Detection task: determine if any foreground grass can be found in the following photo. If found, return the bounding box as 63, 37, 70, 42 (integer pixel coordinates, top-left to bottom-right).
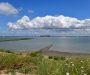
0, 50, 90, 75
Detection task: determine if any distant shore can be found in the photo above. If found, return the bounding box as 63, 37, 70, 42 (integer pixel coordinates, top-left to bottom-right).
0, 38, 32, 42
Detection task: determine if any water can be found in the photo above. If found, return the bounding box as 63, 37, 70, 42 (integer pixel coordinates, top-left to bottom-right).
0, 36, 90, 53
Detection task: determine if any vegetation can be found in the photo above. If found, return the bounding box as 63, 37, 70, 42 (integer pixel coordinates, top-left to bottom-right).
0, 50, 90, 75
0, 38, 32, 42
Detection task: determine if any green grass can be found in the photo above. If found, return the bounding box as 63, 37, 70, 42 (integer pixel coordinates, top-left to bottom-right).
0, 50, 90, 75
37, 57, 90, 75
0, 38, 32, 42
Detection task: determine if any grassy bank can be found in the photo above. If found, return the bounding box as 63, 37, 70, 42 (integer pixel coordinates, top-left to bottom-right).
0, 50, 90, 75
0, 38, 32, 42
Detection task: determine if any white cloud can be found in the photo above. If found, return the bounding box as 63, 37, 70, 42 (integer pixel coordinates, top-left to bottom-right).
8, 15, 90, 30
28, 9, 34, 13
0, 2, 18, 15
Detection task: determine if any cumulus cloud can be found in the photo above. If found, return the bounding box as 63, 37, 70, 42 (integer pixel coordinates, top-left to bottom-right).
8, 15, 90, 30
0, 2, 18, 15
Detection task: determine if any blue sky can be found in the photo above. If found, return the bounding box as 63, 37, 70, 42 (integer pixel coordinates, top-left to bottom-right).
0, 0, 90, 36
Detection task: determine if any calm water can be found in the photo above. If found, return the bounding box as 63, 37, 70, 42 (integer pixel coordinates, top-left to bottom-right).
0, 36, 90, 53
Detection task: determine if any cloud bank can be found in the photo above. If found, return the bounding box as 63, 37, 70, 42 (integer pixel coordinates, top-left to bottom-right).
0, 2, 18, 15
8, 15, 90, 30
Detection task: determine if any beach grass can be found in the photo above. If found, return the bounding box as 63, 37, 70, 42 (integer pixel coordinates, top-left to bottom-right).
0, 50, 90, 75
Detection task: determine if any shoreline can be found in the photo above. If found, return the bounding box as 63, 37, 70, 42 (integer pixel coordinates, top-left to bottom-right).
0, 44, 90, 56
0, 49, 90, 56
42, 50, 90, 56
39, 45, 90, 56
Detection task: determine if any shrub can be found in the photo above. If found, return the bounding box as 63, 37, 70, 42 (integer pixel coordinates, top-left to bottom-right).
48, 56, 53, 59
10, 69, 16, 75
60, 56, 65, 60
30, 52, 38, 57
53, 56, 60, 60
5, 50, 14, 53
19, 66, 32, 74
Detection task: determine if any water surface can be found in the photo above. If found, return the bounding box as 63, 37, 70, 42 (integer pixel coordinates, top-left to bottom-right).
0, 36, 90, 53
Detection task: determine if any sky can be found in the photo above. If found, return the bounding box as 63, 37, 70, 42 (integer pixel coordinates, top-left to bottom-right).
0, 0, 90, 36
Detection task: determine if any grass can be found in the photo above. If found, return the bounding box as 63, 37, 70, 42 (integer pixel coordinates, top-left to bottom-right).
0, 38, 32, 42
0, 50, 90, 75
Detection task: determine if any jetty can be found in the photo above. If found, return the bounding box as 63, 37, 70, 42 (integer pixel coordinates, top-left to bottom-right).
40, 44, 53, 52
